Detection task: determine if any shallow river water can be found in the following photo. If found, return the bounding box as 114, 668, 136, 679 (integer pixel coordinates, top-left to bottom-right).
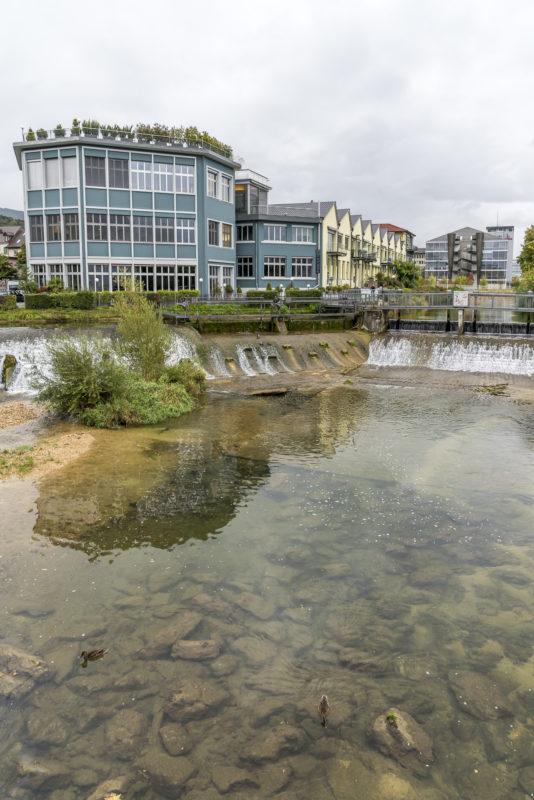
2, 382, 534, 799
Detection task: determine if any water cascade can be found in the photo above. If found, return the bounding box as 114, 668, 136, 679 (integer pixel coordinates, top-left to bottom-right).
368, 334, 534, 376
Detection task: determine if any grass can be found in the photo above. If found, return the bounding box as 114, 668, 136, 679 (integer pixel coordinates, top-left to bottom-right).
0, 307, 120, 326
0, 446, 36, 478
169, 303, 323, 316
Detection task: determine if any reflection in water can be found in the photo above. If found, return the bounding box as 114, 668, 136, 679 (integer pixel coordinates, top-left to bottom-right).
2, 385, 534, 799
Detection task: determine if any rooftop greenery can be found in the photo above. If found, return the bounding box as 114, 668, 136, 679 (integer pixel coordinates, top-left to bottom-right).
24, 119, 233, 158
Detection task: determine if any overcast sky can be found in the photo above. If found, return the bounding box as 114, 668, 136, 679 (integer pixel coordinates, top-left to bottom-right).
2, 0, 533, 254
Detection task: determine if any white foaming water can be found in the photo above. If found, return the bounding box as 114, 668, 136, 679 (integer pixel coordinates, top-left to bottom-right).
236, 345, 257, 376
0, 335, 55, 394
368, 335, 534, 376
209, 347, 232, 378
166, 332, 213, 378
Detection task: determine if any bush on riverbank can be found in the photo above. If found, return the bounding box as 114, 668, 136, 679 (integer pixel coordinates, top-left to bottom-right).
25, 291, 95, 310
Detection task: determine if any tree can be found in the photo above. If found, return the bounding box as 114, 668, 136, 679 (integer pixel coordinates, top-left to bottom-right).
393, 260, 421, 288
515, 225, 534, 292
16, 242, 26, 268
0, 255, 17, 279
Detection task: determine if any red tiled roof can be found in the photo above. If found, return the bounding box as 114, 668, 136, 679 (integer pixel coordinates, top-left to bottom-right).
379, 223, 414, 235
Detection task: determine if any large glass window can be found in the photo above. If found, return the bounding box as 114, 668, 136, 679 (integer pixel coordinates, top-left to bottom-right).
27, 160, 42, 190
222, 223, 232, 248
264, 225, 286, 242
131, 160, 152, 191
87, 212, 108, 241
208, 220, 219, 246
153, 163, 173, 192
155, 216, 174, 243
176, 218, 196, 244
293, 226, 313, 243
237, 224, 254, 241
207, 170, 218, 198
109, 158, 129, 189
133, 215, 153, 243
46, 214, 61, 242
292, 257, 313, 278
110, 214, 131, 241
175, 164, 195, 193
45, 158, 59, 188
221, 174, 232, 202
177, 264, 196, 290
66, 263, 82, 290
62, 156, 77, 187
88, 264, 111, 292
63, 213, 79, 241
29, 215, 44, 242
264, 256, 285, 277
32, 264, 47, 288
237, 256, 253, 277
85, 155, 106, 187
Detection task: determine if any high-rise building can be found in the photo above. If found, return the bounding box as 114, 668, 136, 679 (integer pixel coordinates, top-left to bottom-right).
425, 226, 513, 286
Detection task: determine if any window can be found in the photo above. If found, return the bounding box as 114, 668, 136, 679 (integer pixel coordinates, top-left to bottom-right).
207, 170, 218, 198
155, 264, 175, 291
222, 223, 232, 248
208, 220, 220, 246
292, 257, 313, 278
29, 215, 44, 242
27, 160, 42, 190
49, 264, 64, 282
237, 256, 253, 277
45, 158, 59, 188
337, 233, 342, 248
176, 218, 196, 244
63, 213, 79, 241
327, 231, 335, 250
110, 214, 131, 241
88, 263, 111, 292
177, 264, 196, 290
223, 266, 233, 284
85, 155, 106, 187
109, 158, 129, 189
66, 263, 82, 291
221, 174, 232, 202
47, 214, 61, 241
293, 226, 313, 243
175, 164, 195, 193
155, 216, 174, 243
133, 215, 153, 243
87, 212, 108, 241
264, 225, 286, 241
237, 224, 254, 241
153, 162, 173, 192
131, 160, 152, 190
264, 256, 285, 277
62, 156, 77, 187
32, 264, 47, 288
345, 235, 349, 249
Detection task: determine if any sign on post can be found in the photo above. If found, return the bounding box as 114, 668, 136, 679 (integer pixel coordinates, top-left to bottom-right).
453, 291, 469, 308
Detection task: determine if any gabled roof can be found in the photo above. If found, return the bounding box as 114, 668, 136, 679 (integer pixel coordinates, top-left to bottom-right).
427, 225, 495, 243
267, 201, 335, 219
350, 214, 362, 226
372, 224, 380, 236
379, 223, 415, 236
337, 208, 350, 222
361, 219, 372, 230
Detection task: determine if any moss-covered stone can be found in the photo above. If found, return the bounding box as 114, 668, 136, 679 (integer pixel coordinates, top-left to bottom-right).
2, 354, 16, 387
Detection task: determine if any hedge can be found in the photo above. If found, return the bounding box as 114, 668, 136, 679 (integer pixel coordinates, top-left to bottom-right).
25, 291, 95, 310
0, 295, 17, 310
245, 290, 277, 299
285, 288, 323, 298
95, 289, 200, 305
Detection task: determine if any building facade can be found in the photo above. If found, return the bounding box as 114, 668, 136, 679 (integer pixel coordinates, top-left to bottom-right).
425, 226, 513, 286
13, 132, 239, 292
235, 172, 321, 290
413, 247, 426, 271
0, 225, 24, 264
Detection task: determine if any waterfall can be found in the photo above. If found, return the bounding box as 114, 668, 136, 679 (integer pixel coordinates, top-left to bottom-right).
166, 331, 213, 379
209, 347, 232, 378
236, 345, 257, 376
368, 334, 534, 376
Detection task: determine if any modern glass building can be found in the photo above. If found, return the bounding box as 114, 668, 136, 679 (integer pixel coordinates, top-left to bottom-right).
13, 129, 239, 293
425, 225, 514, 286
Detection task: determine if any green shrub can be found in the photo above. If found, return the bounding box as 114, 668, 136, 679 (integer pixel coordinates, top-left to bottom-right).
245, 290, 277, 300
164, 359, 206, 399
25, 293, 56, 309
25, 291, 95, 310
0, 295, 17, 310
115, 292, 172, 380
285, 288, 322, 298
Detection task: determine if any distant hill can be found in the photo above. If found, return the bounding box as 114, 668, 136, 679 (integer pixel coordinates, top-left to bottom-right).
0, 208, 24, 226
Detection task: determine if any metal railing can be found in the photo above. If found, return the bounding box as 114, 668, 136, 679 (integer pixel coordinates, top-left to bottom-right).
20, 127, 233, 159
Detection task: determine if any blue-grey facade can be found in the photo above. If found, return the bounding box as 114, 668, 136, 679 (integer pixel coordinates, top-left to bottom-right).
235, 170, 321, 290
13, 135, 239, 293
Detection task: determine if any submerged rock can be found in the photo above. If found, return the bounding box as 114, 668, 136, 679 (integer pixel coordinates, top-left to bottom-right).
0, 643, 53, 683
86, 775, 128, 800
26, 710, 68, 746
171, 639, 220, 660
448, 669, 512, 720
367, 707, 434, 777
247, 725, 306, 763
142, 612, 203, 658
210, 654, 237, 677
105, 709, 148, 760
165, 679, 229, 722
234, 591, 276, 620
211, 764, 259, 793
141, 752, 196, 798
159, 722, 193, 756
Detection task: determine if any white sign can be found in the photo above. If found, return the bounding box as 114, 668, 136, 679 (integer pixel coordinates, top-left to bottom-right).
453, 291, 469, 308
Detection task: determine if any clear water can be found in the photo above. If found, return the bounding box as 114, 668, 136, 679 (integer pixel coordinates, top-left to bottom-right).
2, 385, 534, 799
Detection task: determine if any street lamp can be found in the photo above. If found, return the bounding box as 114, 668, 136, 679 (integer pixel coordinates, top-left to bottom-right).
199, 277, 203, 297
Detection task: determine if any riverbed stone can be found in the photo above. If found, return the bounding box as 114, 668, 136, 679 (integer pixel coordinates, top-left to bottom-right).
0, 671, 35, 699
142, 752, 196, 798
171, 639, 220, 660
246, 725, 306, 762
250, 698, 289, 728
321, 562, 351, 578
159, 722, 193, 756
165, 679, 229, 721
26, 710, 68, 745
210, 654, 237, 677
448, 669, 512, 720
234, 591, 276, 620
367, 707, 434, 777
17, 754, 70, 791
142, 612, 203, 658
211, 765, 259, 794
86, 775, 128, 800
338, 647, 386, 673
105, 709, 148, 760
232, 635, 276, 667
192, 592, 233, 617
0, 643, 53, 683
480, 721, 510, 762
